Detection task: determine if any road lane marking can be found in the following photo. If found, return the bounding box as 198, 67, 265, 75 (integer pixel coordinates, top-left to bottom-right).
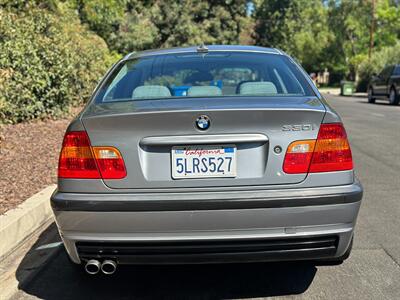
371, 113, 385, 117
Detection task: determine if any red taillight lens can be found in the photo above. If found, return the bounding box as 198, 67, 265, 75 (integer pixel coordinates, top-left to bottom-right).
92, 147, 127, 179
309, 123, 353, 172
58, 131, 100, 179
283, 123, 353, 174
58, 131, 126, 179
283, 140, 316, 174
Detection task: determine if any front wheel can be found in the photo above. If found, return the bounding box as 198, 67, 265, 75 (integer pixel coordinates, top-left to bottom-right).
389, 87, 399, 105
368, 87, 376, 103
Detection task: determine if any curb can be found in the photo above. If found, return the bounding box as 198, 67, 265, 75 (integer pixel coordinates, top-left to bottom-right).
0, 219, 61, 300
0, 185, 56, 260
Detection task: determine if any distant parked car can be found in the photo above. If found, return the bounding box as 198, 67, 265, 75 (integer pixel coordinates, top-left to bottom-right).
368, 64, 400, 105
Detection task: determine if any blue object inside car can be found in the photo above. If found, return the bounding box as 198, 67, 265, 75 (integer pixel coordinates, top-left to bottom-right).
170, 86, 192, 96
171, 80, 223, 96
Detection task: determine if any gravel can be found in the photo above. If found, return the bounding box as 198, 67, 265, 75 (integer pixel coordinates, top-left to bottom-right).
0, 115, 77, 214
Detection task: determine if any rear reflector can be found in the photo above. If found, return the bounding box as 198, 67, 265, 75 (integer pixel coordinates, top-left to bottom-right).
58, 131, 126, 179
283, 123, 353, 174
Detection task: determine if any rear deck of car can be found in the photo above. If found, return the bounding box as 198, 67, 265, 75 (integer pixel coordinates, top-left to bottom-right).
52, 45, 362, 268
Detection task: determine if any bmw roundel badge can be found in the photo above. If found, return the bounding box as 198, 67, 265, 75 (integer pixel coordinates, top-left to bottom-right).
196, 115, 210, 130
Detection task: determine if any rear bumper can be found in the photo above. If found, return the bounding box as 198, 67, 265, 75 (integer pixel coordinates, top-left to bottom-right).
51, 181, 362, 264
51, 181, 362, 212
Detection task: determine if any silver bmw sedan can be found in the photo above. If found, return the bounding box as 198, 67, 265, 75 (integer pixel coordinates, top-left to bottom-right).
51, 45, 363, 275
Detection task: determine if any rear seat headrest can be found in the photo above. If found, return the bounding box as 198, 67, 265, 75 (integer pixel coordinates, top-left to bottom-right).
239, 82, 277, 95
187, 86, 222, 97
132, 85, 171, 99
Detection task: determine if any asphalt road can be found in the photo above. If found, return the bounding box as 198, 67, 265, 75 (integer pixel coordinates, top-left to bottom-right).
10, 94, 400, 300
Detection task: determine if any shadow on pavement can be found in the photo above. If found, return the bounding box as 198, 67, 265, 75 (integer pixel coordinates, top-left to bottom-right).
16, 224, 317, 299
357, 100, 400, 107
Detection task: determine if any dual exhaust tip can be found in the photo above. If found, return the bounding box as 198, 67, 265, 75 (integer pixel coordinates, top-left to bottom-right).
85, 259, 117, 275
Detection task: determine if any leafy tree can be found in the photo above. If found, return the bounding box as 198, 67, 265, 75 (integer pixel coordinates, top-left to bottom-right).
375, 0, 400, 48
147, 0, 248, 48
324, 0, 371, 81
148, 1, 212, 47
254, 0, 332, 72
74, 0, 248, 53
204, 0, 249, 44
110, 8, 159, 52
324, 0, 399, 84
0, 0, 58, 10
254, 0, 399, 86
76, 0, 126, 41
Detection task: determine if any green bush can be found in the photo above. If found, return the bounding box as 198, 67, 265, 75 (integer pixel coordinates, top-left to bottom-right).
357, 42, 400, 92
78, 0, 125, 41
0, 4, 117, 124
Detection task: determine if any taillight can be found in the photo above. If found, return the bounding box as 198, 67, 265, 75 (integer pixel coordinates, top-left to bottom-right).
283, 123, 353, 174
283, 140, 316, 174
309, 123, 353, 172
58, 131, 126, 179
92, 146, 126, 179
58, 131, 100, 178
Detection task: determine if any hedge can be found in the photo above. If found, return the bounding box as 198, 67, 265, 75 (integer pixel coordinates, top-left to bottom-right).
0, 4, 117, 124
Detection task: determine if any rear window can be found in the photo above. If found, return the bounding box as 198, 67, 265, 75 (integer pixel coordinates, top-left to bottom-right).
95, 52, 315, 103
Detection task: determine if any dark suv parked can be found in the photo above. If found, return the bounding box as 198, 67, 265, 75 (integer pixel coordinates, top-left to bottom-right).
368, 64, 400, 105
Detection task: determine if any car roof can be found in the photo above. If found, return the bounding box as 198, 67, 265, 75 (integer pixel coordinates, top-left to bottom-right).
124, 45, 284, 60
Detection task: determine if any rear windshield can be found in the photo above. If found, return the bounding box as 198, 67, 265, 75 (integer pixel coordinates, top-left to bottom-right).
95, 52, 315, 103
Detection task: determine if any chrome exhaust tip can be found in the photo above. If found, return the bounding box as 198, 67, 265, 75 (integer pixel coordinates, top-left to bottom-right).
101, 260, 117, 275
84, 259, 101, 275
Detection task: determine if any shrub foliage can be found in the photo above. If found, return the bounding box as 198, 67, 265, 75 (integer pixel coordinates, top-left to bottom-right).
0, 4, 116, 124
75, 0, 249, 53
357, 42, 400, 92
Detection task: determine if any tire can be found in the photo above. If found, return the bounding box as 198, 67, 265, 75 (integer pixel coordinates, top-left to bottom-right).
368, 87, 376, 103
389, 87, 399, 105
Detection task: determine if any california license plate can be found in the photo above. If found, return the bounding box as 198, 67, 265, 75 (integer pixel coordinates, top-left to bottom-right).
171, 145, 237, 179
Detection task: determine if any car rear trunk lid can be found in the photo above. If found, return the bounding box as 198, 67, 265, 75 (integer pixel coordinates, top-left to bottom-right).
81, 96, 326, 190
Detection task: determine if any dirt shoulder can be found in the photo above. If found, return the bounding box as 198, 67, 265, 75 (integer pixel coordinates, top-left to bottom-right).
0, 116, 77, 214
